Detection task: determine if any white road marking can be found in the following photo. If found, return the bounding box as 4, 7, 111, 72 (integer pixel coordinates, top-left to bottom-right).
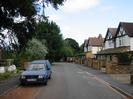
85, 72, 95, 77
77, 69, 128, 98
82, 75, 95, 79
77, 71, 85, 74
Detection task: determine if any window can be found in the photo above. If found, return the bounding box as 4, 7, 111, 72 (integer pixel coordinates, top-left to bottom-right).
27, 64, 46, 71
119, 37, 125, 46
108, 40, 113, 47
119, 38, 122, 46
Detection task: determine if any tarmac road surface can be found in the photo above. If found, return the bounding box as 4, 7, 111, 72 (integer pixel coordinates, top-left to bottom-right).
0, 63, 127, 99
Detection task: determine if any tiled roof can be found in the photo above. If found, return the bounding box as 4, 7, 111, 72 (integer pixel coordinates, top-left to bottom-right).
108, 28, 117, 37
104, 28, 117, 42
121, 22, 133, 37
97, 46, 130, 55
88, 37, 104, 46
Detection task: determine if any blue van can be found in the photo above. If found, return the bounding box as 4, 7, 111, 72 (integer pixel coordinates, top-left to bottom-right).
20, 60, 52, 85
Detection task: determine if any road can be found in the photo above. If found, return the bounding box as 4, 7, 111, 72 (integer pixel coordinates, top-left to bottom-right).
0, 63, 126, 99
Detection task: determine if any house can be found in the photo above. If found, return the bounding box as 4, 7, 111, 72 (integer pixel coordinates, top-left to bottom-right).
83, 34, 104, 66
97, 22, 133, 74
115, 22, 133, 51
98, 22, 133, 57
87, 34, 104, 58
104, 28, 117, 49
83, 39, 88, 53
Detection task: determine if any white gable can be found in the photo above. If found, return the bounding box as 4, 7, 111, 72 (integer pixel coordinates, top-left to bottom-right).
117, 27, 127, 37
107, 32, 112, 40
115, 26, 130, 47
104, 30, 115, 49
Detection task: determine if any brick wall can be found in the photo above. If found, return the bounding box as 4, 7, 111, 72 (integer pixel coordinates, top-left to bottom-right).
106, 55, 132, 74
88, 59, 93, 67
88, 55, 132, 74
88, 59, 106, 70
106, 63, 131, 74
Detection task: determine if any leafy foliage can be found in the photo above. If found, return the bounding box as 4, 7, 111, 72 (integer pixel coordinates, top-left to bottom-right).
117, 53, 132, 65
35, 21, 63, 61
0, 0, 36, 50
64, 38, 80, 53
61, 46, 74, 57
0, 0, 66, 63
79, 43, 84, 53
61, 38, 80, 57
34, 0, 66, 9
0, 0, 65, 50
0, 71, 16, 80
0, 0, 35, 29
26, 38, 48, 60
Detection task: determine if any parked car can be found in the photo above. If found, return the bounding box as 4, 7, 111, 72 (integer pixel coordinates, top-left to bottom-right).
20, 60, 52, 85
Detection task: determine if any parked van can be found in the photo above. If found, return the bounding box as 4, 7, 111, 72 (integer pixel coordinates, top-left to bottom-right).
20, 60, 52, 85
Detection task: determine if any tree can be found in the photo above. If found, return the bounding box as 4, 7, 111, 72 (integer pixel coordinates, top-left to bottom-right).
0, 0, 36, 50
61, 38, 80, 59
0, 0, 66, 28
0, 0, 35, 29
33, 0, 65, 10
26, 38, 48, 60
61, 45, 74, 57
0, 0, 66, 50
79, 43, 84, 53
35, 21, 63, 61
64, 38, 80, 54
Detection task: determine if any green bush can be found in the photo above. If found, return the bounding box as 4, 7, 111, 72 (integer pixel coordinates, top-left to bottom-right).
117, 53, 132, 65
25, 38, 48, 60
0, 72, 16, 80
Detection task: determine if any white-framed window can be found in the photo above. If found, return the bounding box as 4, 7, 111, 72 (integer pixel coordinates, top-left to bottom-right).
119, 38, 122, 46
119, 36, 125, 46
108, 40, 112, 47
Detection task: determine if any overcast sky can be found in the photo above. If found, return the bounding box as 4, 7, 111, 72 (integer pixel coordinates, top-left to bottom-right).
43, 0, 133, 45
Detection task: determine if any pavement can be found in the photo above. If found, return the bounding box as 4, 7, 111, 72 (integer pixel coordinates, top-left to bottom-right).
0, 74, 20, 96
0, 63, 133, 98
76, 63, 133, 98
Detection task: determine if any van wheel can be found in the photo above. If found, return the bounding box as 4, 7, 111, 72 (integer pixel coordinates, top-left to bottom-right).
44, 79, 48, 85
20, 82, 26, 86
48, 75, 51, 79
